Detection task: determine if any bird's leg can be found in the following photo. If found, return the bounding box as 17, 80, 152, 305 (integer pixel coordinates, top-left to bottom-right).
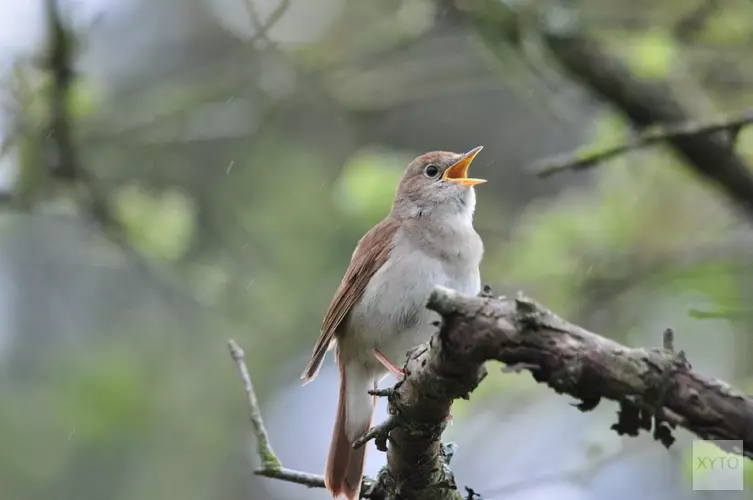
373, 348, 454, 423
373, 348, 404, 378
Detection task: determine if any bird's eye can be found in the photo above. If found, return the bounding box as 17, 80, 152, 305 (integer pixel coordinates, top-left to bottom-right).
424, 165, 439, 178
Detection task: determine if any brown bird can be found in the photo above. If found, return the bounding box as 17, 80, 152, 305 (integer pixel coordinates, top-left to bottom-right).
301, 147, 486, 499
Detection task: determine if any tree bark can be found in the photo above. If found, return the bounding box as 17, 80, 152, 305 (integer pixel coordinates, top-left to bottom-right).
370, 286, 751, 498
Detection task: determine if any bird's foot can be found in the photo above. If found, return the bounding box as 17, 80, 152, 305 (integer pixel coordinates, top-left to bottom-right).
354, 415, 400, 452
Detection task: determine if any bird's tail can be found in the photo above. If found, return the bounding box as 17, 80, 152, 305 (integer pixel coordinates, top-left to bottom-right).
325, 361, 375, 499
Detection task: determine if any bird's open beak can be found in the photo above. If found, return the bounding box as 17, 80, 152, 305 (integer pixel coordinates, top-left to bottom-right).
442, 146, 486, 187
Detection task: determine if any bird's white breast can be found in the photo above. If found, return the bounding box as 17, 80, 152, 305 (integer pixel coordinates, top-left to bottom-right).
341, 213, 483, 376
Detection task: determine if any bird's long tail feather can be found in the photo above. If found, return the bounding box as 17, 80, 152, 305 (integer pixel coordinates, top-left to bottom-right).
325, 361, 374, 499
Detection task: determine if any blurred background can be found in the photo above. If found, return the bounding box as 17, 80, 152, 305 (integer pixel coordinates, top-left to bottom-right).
0, 0, 752, 499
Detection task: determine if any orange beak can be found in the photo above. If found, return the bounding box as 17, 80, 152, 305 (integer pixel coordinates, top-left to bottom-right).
442, 146, 486, 187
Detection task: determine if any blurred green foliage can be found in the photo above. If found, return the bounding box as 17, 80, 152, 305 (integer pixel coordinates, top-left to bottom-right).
335, 148, 406, 219
1, 1, 753, 499
627, 29, 677, 80
701, 4, 750, 44
114, 185, 197, 261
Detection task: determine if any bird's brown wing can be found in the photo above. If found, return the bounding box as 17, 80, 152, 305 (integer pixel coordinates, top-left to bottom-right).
300, 216, 399, 384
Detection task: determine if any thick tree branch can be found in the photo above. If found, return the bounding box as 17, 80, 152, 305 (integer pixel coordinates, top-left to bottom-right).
414, 286, 752, 457
350, 285, 751, 498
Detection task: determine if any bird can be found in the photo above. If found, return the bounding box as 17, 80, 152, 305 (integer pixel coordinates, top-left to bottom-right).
300, 146, 486, 499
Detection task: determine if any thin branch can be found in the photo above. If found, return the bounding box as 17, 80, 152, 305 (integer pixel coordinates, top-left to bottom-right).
532, 108, 753, 177
445, 0, 753, 222
41, 1, 135, 242
45, 0, 76, 180
541, 29, 753, 220
226, 339, 326, 489
242, 0, 264, 36
227, 340, 279, 469
244, 0, 292, 46
254, 467, 326, 488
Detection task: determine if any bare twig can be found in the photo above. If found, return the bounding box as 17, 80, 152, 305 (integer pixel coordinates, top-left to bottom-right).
226, 339, 326, 489
227, 340, 279, 469
244, 0, 291, 46
532, 109, 753, 177
254, 467, 326, 488
663, 328, 675, 352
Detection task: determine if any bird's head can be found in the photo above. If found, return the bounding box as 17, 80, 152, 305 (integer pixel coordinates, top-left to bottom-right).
393, 146, 485, 217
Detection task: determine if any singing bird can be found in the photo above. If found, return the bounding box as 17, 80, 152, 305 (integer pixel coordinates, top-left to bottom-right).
301, 147, 486, 499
